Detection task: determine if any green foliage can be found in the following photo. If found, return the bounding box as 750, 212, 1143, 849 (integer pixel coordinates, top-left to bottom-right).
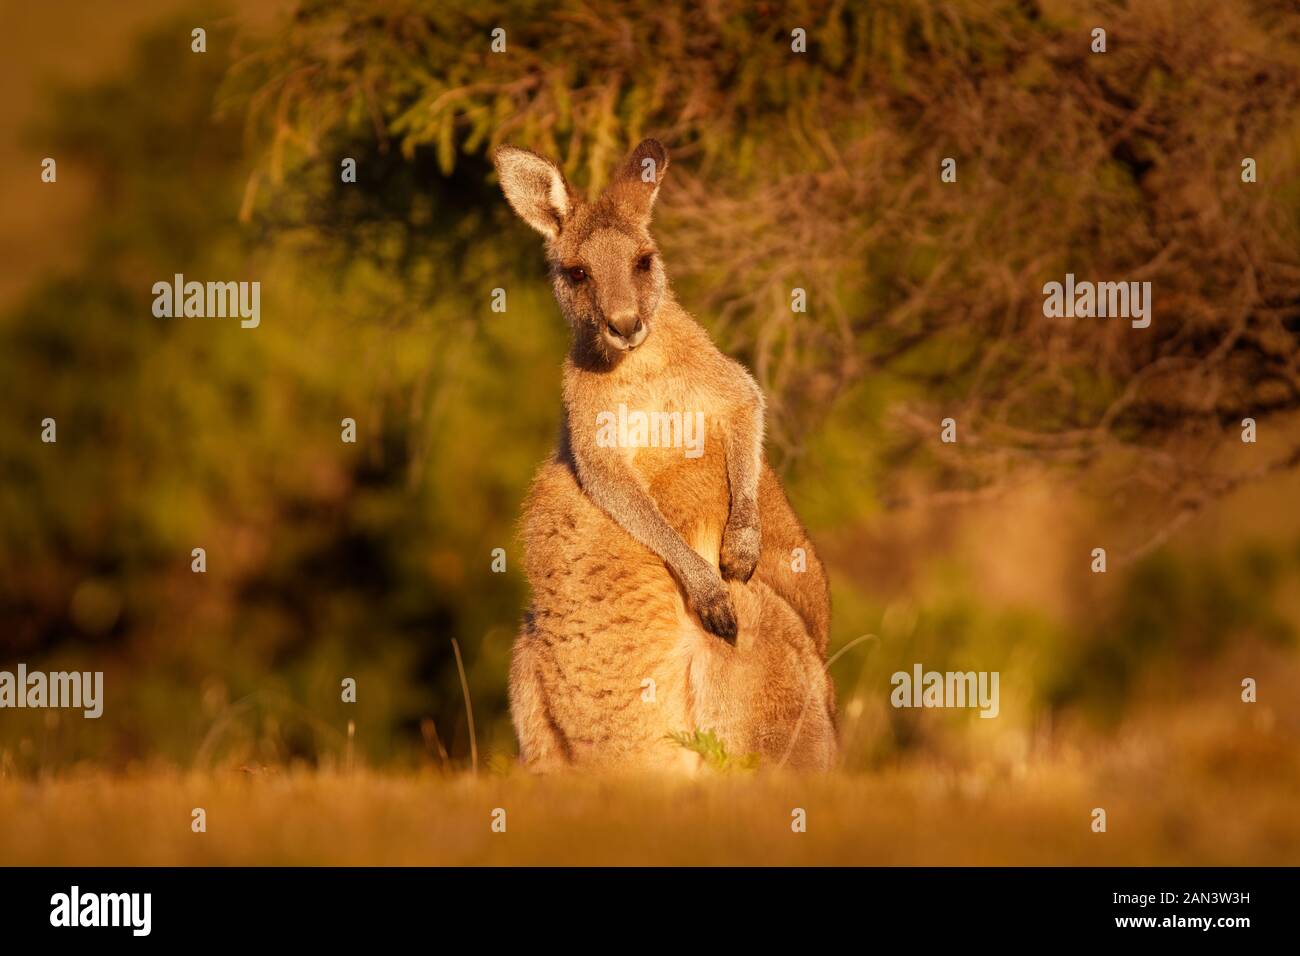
667, 729, 759, 773
1046, 544, 1297, 721
1, 11, 543, 769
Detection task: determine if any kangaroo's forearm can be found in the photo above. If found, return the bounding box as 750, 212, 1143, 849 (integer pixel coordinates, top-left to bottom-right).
576, 456, 702, 574
724, 382, 765, 523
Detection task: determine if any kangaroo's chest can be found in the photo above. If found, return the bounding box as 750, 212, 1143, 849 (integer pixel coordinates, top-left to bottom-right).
601, 373, 732, 550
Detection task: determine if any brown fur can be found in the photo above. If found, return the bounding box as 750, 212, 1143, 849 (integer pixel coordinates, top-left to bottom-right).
496, 139, 835, 772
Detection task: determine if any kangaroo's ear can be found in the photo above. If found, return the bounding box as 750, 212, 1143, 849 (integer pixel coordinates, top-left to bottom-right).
607, 138, 669, 223
494, 145, 573, 240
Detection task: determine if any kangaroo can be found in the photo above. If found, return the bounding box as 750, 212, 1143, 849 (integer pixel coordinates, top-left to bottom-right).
496, 139, 835, 772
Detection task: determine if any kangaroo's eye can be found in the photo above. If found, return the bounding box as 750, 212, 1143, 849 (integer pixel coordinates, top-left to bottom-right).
636, 254, 654, 273
566, 266, 587, 284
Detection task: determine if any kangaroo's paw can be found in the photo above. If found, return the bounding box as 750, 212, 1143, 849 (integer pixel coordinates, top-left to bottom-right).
691, 572, 738, 643
720, 519, 760, 583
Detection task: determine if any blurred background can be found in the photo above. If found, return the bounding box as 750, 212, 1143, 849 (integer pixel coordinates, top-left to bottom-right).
1, 0, 1299, 808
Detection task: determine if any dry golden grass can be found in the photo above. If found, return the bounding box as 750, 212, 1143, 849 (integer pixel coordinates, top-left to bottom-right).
5, 650, 1295, 866
3, 730, 1295, 866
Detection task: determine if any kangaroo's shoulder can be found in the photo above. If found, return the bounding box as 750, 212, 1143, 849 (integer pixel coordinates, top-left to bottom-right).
659, 300, 761, 392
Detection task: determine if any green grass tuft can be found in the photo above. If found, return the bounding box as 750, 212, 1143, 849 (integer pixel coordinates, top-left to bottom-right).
666, 729, 760, 772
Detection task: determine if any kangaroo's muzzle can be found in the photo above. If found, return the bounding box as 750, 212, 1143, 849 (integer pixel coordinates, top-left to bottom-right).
604, 311, 649, 350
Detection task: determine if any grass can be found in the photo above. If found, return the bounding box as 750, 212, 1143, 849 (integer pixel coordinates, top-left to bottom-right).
666, 729, 760, 772
2, 744, 1296, 866
4, 653, 1296, 866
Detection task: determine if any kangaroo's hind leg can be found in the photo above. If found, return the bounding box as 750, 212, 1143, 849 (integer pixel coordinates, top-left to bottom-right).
753, 464, 832, 653
508, 612, 571, 772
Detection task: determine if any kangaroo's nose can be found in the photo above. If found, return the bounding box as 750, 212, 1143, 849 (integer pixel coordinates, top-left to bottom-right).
606, 311, 643, 341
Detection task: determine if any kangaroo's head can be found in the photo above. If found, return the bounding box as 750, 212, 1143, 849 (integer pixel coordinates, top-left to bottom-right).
494, 139, 670, 361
